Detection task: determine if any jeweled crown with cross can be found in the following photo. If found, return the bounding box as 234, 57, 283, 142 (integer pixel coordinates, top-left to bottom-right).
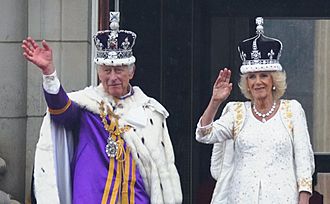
93, 12, 137, 66
238, 17, 283, 74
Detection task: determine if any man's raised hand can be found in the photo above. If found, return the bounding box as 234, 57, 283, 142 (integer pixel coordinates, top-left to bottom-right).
22, 37, 54, 75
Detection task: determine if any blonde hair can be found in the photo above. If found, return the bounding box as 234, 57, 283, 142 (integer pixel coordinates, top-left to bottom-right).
238, 71, 287, 101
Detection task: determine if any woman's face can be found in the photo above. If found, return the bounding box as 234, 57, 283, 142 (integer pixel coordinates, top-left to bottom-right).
246, 72, 273, 101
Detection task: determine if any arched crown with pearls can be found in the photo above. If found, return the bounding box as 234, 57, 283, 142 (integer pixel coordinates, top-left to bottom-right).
93, 12, 137, 66
238, 17, 283, 74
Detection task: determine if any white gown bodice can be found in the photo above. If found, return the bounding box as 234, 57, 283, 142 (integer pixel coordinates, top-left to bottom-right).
229, 110, 298, 203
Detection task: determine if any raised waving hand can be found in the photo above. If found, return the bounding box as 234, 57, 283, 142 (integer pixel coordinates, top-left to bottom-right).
211, 68, 233, 104
200, 68, 232, 126
22, 37, 54, 75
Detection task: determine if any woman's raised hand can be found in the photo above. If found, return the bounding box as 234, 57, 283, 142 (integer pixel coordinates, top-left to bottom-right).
22, 37, 54, 75
200, 68, 233, 126
211, 68, 233, 104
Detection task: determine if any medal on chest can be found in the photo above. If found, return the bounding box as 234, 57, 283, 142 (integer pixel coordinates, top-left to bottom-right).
105, 136, 118, 158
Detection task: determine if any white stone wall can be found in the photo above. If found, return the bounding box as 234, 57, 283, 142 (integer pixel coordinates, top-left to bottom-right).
0, 0, 28, 202
0, 0, 93, 202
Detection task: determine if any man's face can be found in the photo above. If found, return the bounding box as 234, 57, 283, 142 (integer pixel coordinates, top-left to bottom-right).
98, 65, 135, 98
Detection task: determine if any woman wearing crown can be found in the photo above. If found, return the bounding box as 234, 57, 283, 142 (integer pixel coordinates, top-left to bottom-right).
195, 17, 314, 204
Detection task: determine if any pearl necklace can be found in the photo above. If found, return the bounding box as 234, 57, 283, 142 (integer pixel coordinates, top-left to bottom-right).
253, 101, 276, 123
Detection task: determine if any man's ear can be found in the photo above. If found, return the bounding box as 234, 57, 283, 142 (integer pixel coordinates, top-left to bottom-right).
129, 64, 136, 79
97, 66, 102, 82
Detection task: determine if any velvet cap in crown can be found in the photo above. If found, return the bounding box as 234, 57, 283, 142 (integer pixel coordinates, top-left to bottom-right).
238, 17, 283, 74
93, 12, 137, 66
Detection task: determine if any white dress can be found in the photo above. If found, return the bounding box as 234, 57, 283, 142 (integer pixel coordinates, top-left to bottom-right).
230, 109, 297, 203
196, 100, 314, 204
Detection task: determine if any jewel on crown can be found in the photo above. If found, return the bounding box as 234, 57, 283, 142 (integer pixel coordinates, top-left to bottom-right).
93, 12, 137, 65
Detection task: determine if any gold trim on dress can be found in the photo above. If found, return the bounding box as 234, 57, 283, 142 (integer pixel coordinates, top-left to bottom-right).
298, 178, 312, 192
234, 102, 243, 140
281, 100, 293, 135
200, 127, 213, 136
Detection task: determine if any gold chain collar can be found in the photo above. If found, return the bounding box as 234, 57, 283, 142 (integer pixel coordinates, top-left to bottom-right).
99, 100, 131, 160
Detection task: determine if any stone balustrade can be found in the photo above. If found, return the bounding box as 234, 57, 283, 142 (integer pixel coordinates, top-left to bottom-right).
0, 157, 20, 204
0, 157, 6, 175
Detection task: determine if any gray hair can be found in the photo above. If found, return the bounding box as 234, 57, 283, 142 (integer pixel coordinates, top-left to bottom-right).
97, 63, 135, 72
127, 63, 135, 71
238, 71, 287, 101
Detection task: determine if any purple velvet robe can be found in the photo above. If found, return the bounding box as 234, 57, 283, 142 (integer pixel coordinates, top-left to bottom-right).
44, 86, 150, 204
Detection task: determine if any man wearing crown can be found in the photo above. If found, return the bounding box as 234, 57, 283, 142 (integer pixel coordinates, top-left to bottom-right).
22, 12, 182, 204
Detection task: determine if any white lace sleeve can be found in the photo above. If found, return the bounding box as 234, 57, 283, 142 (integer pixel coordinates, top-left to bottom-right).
195, 102, 235, 144
291, 100, 315, 193
43, 71, 60, 94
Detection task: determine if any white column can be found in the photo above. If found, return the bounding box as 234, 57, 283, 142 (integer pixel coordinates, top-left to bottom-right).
313, 19, 330, 202
25, 0, 93, 202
